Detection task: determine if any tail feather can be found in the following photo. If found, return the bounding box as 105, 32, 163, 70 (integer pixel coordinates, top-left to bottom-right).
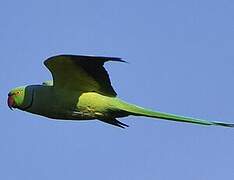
117, 101, 234, 128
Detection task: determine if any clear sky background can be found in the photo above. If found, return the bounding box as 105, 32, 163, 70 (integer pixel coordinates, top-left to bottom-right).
1, 0, 234, 179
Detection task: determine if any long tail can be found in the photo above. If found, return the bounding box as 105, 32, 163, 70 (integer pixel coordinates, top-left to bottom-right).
116, 100, 234, 127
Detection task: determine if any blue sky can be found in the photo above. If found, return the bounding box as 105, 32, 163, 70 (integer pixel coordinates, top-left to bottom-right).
1, 0, 234, 179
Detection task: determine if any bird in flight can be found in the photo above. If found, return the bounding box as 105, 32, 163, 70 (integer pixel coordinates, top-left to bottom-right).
7, 55, 234, 128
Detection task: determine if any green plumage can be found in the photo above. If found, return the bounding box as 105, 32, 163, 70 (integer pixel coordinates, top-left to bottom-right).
8, 55, 234, 128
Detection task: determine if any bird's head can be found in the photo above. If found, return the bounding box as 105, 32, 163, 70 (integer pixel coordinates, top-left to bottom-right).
7, 86, 26, 110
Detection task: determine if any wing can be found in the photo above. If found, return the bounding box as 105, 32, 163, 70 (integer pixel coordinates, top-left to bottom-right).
42, 80, 53, 86
44, 54, 126, 97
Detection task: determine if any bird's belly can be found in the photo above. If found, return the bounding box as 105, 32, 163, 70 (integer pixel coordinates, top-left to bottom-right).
30, 91, 113, 120
73, 101, 109, 119
52, 108, 104, 121
40, 109, 97, 121
51, 100, 105, 120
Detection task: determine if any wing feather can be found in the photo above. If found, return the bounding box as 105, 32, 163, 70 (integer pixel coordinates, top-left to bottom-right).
44, 55, 125, 96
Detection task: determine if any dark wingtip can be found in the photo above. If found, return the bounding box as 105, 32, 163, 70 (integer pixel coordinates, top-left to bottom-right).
117, 120, 129, 128
111, 119, 129, 129
100, 119, 129, 129
44, 54, 129, 64
107, 57, 128, 63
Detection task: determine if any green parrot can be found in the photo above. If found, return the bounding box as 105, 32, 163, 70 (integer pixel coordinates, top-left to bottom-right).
7, 55, 234, 128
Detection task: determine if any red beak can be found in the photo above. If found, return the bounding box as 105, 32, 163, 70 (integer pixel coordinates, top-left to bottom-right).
7, 95, 14, 110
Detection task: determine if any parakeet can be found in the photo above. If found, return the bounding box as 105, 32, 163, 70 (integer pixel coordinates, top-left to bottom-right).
7, 55, 234, 128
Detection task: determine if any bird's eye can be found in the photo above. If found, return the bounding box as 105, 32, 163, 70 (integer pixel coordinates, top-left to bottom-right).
16, 91, 20, 95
